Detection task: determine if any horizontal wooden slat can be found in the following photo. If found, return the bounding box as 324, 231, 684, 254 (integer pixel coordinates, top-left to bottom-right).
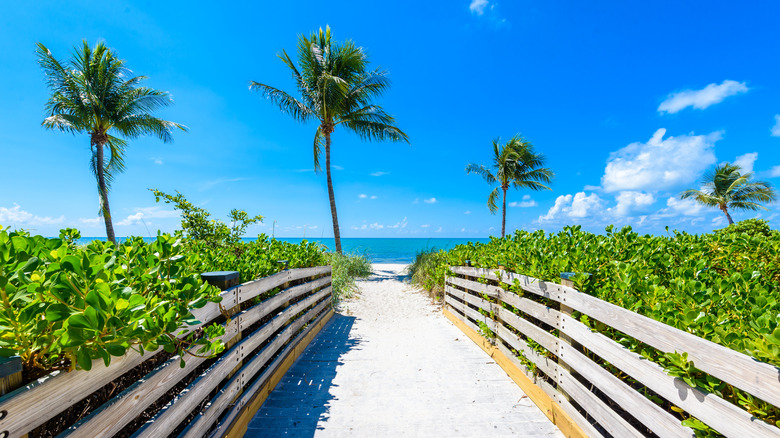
561, 315, 780, 438
559, 343, 694, 438
494, 342, 605, 438
446, 275, 500, 298
495, 307, 558, 355
445, 285, 493, 312
557, 368, 644, 438
498, 289, 559, 327
239, 276, 331, 330
496, 325, 558, 378
133, 290, 330, 438
444, 294, 497, 332
181, 298, 331, 438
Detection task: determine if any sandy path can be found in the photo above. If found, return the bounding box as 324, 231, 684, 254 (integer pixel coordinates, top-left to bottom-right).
245, 264, 563, 437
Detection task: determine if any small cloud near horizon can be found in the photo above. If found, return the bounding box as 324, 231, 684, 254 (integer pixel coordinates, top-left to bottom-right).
370, 171, 389, 176
772, 115, 780, 137
423, 197, 437, 204
658, 80, 748, 114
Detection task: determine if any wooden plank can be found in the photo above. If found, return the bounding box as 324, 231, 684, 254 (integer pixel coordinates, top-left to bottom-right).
559, 343, 695, 438
236, 266, 331, 306
450, 266, 501, 281
180, 300, 331, 438
133, 291, 331, 437
445, 275, 500, 298
444, 294, 497, 333
496, 324, 558, 378
239, 277, 332, 330
445, 285, 493, 312
211, 309, 334, 438
442, 308, 588, 438
557, 369, 645, 438
498, 289, 559, 327
495, 307, 559, 355
561, 315, 780, 438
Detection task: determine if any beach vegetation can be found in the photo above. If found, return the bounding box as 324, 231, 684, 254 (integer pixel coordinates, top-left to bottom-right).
329, 252, 372, 304
408, 248, 448, 300
681, 163, 777, 225
466, 135, 553, 237
37, 40, 186, 244
249, 26, 409, 253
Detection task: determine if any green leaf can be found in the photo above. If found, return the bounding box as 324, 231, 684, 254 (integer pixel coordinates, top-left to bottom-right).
77, 348, 92, 371
45, 303, 71, 322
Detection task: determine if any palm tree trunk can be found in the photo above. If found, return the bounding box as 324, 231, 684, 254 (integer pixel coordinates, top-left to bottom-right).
95, 141, 117, 244
325, 132, 342, 254
501, 187, 507, 237
722, 205, 735, 225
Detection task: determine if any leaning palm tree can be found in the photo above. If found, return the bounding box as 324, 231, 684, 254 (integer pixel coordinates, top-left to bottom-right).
250, 26, 409, 253
466, 135, 554, 237
37, 41, 186, 243
680, 163, 777, 225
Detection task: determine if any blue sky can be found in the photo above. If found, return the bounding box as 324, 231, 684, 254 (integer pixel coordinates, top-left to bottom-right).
2, 1, 780, 238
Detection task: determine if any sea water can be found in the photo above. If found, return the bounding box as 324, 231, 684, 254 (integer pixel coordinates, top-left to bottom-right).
76, 237, 491, 264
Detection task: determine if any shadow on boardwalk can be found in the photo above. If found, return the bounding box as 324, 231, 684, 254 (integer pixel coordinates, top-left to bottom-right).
245, 314, 361, 437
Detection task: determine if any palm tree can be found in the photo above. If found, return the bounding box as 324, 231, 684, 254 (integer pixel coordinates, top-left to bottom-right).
466, 135, 554, 237
680, 163, 777, 225
249, 26, 409, 253
37, 41, 186, 243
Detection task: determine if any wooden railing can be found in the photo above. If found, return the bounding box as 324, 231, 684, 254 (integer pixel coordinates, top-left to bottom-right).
0, 266, 333, 438
444, 266, 780, 438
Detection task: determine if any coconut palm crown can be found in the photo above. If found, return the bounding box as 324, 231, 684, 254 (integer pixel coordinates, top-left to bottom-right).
680, 163, 777, 225
249, 26, 409, 253
466, 135, 554, 237
37, 40, 186, 243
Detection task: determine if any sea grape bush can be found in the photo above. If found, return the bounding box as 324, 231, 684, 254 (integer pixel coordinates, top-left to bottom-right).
417, 223, 780, 432
0, 228, 224, 376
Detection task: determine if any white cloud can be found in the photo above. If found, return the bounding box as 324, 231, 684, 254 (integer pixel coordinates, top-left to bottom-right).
423, 197, 438, 204
539, 192, 604, 222
610, 191, 655, 217
733, 152, 758, 174
370, 171, 389, 177
151, 157, 163, 165
370, 195, 377, 200
80, 217, 102, 225
770, 166, 780, 177
464, 210, 471, 215
200, 177, 249, 191
461, 228, 466, 232
116, 206, 178, 226
711, 215, 727, 227
508, 195, 538, 208
369, 222, 384, 230
309, 225, 318, 229
388, 217, 408, 229
469, 0, 488, 15
0, 204, 65, 226
332, 165, 344, 171
421, 224, 430, 228
358, 194, 367, 199
601, 128, 719, 193
772, 115, 780, 137
435, 226, 443, 233
660, 197, 707, 217
658, 80, 748, 114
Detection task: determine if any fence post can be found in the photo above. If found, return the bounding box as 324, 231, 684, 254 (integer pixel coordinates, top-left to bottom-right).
0, 356, 22, 396
558, 272, 578, 403
201, 271, 242, 378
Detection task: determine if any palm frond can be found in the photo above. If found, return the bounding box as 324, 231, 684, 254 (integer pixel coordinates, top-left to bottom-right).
465, 164, 497, 185
313, 127, 324, 172
249, 81, 314, 123
487, 187, 500, 214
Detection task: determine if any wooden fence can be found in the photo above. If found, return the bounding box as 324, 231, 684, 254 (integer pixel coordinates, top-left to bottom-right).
0, 265, 333, 438
444, 266, 780, 438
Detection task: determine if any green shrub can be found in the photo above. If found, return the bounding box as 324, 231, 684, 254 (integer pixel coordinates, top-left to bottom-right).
715, 218, 775, 238
408, 249, 448, 300
328, 252, 372, 303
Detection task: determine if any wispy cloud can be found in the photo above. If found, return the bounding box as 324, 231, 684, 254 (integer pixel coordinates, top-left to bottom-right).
200, 177, 250, 191
469, 0, 489, 15
0, 204, 64, 226
370, 171, 389, 177
117, 206, 178, 226
464, 210, 471, 215
423, 197, 438, 204
421, 224, 430, 228
769, 166, 780, 177
658, 80, 748, 114
508, 195, 538, 208
772, 115, 780, 137
151, 157, 163, 165
733, 152, 758, 174
358, 194, 377, 200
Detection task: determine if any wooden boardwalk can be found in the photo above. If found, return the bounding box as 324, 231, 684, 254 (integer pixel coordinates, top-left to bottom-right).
244, 265, 564, 437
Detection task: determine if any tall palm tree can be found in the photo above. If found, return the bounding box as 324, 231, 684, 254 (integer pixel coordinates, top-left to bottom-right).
680, 163, 777, 225
466, 135, 554, 237
249, 26, 409, 253
37, 40, 186, 243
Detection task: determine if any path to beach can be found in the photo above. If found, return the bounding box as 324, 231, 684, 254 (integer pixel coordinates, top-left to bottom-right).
245, 264, 564, 437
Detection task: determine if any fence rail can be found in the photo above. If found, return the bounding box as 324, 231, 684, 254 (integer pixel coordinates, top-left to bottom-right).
0, 265, 333, 438
445, 266, 780, 438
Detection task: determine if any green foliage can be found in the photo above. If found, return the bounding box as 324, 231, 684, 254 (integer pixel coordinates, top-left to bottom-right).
0, 228, 223, 375
716, 218, 775, 238
423, 225, 780, 430
328, 252, 372, 303
408, 249, 449, 299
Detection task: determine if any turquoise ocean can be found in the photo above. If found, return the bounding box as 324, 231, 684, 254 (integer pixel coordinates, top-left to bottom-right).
76, 237, 491, 264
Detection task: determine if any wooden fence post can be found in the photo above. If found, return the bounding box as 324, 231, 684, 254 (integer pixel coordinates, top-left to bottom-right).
201, 271, 242, 378
0, 356, 22, 396
558, 272, 578, 404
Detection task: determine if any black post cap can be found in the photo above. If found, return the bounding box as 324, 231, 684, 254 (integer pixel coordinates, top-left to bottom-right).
201, 271, 240, 290
0, 356, 22, 378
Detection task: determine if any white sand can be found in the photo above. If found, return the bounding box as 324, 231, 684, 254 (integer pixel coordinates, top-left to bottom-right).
246, 263, 563, 437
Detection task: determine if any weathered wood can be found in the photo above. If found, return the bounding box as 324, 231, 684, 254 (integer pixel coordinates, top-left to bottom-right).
495, 307, 559, 355
181, 300, 331, 438
442, 308, 588, 438
497, 290, 559, 328
444, 285, 494, 312
0, 357, 22, 397
239, 276, 331, 330
559, 343, 695, 438
444, 294, 497, 333
445, 275, 500, 298
133, 290, 331, 438
209, 308, 334, 438
557, 368, 645, 437
560, 315, 780, 438
496, 324, 558, 378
